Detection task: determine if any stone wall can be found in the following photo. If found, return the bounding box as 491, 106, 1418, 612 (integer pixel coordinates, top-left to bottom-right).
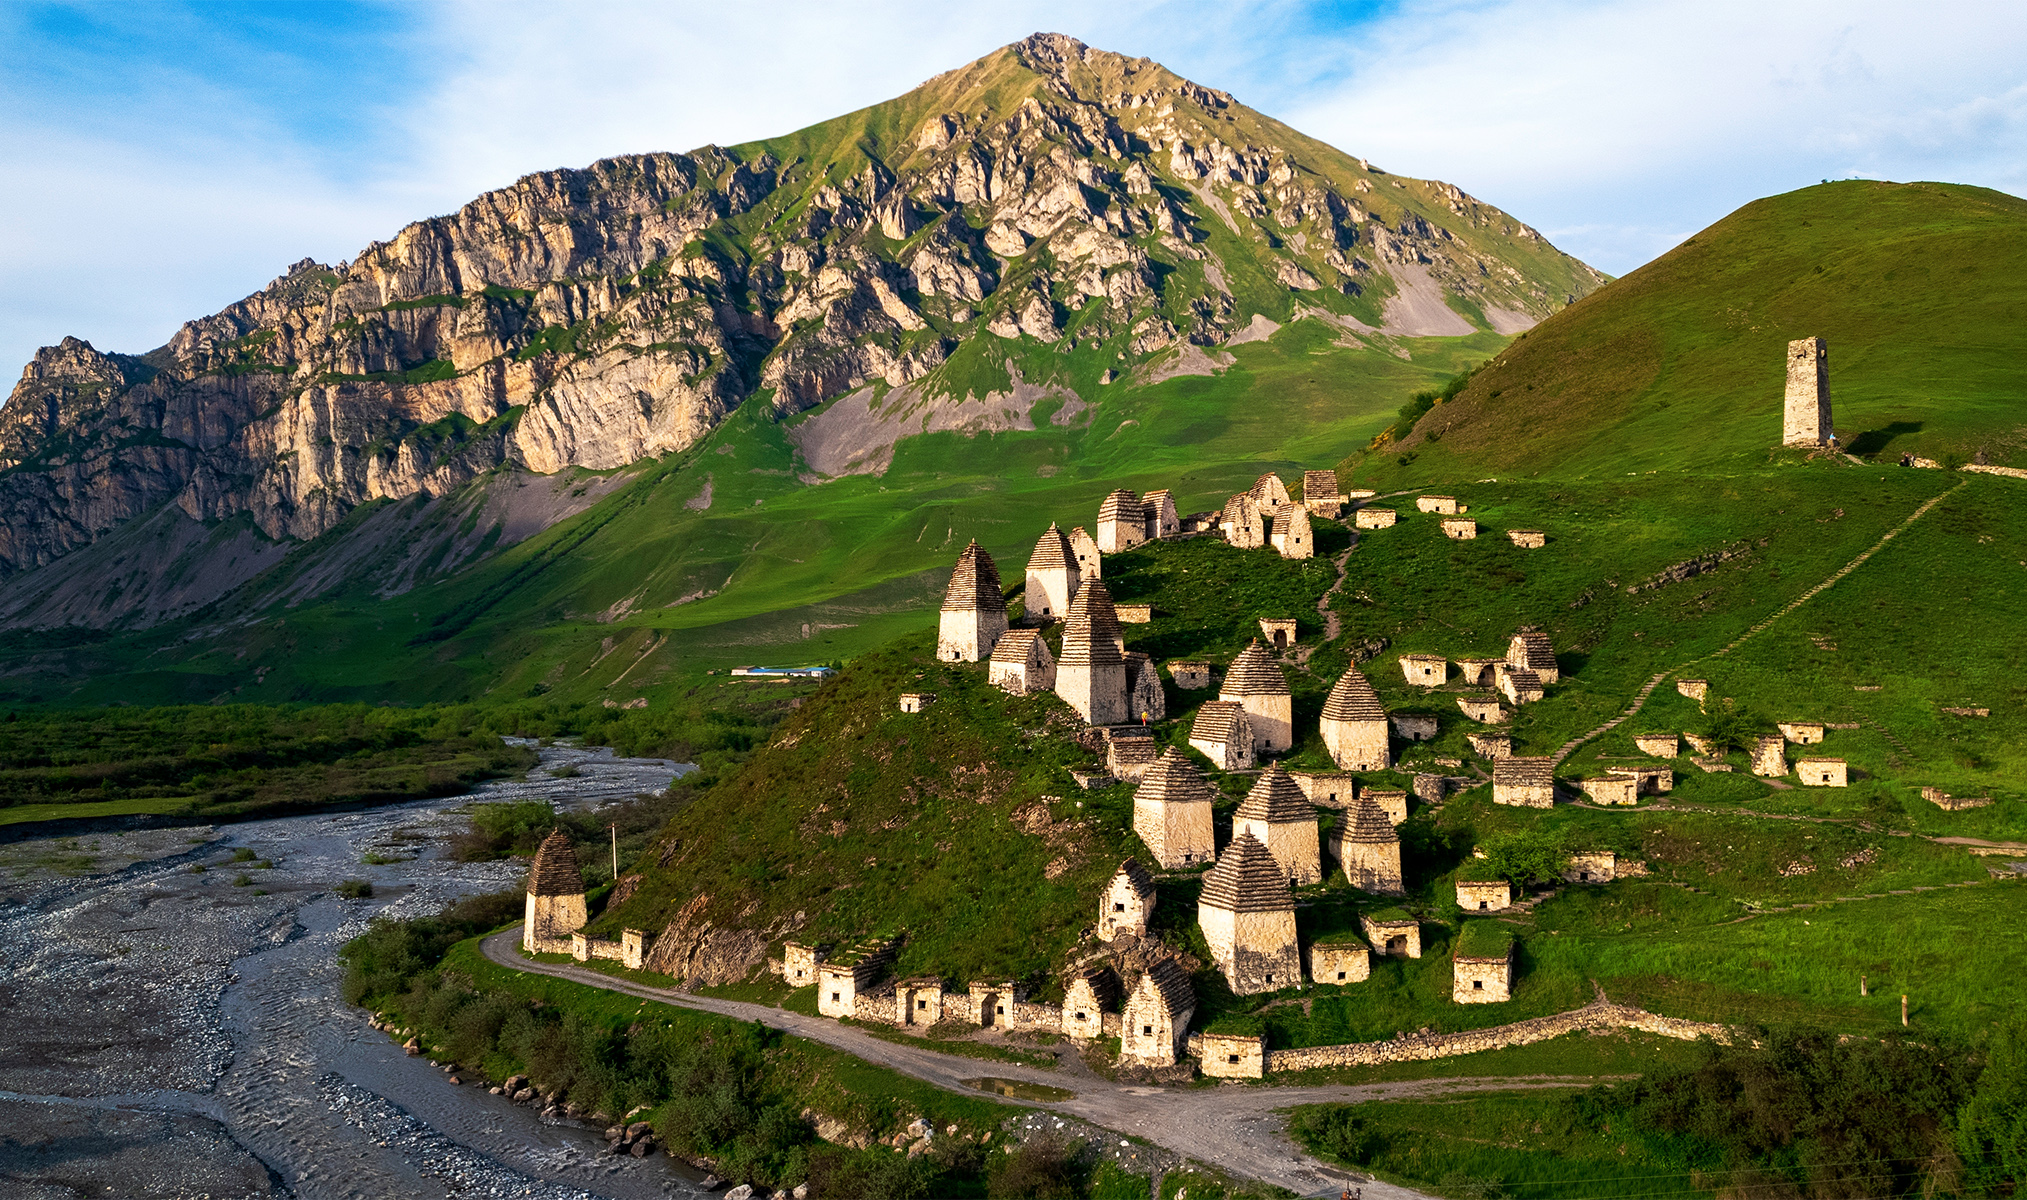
1453, 954, 1512, 1003
1354, 508, 1397, 529
1233, 693, 1293, 754
1199, 1033, 1266, 1078
1265, 1001, 1734, 1072
570, 933, 627, 963
524, 892, 588, 955
1307, 942, 1371, 984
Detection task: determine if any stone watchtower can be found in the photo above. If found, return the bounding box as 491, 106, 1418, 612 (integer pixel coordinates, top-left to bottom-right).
1024, 523, 1080, 621
1132, 747, 1217, 868
523, 829, 589, 954
1054, 579, 1127, 725
937, 541, 1009, 662
1321, 665, 1391, 771
1198, 833, 1302, 995
1782, 337, 1833, 447
1337, 795, 1404, 895
1234, 763, 1322, 886
1097, 489, 1147, 554
1220, 640, 1293, 753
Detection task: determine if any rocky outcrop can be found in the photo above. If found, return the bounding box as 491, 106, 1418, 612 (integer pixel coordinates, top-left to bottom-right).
0, 33, 1604, 606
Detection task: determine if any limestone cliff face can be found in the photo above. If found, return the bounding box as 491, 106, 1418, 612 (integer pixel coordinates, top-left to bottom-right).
0, 33, 1604, 595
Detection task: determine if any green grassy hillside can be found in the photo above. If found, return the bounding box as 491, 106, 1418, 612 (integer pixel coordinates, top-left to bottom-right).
0, 325, 1491, 707
1367, 181, 2027, 482
580, 460, 2020, 1047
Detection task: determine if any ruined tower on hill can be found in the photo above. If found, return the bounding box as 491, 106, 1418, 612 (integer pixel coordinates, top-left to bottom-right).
937, 540, 1008, 662
523, 829, 589, 954
1782, 337, 1833, 447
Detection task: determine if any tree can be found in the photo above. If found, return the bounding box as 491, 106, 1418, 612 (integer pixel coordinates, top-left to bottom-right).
1476, 828, 1566, 888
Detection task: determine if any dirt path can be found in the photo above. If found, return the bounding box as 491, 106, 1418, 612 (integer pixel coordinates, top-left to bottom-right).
1291, 540, 1358, 669
482, 930, 1613, 1198
1551, 482, 1965, 767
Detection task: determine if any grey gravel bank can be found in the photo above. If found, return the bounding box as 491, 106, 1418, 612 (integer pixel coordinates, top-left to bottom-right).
0, 740, 694, 1200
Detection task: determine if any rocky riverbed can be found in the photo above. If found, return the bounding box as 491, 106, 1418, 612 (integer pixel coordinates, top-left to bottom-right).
0, 740, 696, 1199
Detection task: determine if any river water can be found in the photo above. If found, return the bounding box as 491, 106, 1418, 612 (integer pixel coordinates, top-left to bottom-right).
0, 740, 699, 1199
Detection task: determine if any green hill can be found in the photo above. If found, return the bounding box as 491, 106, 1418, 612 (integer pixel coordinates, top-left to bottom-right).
1368, 181, 2027, 481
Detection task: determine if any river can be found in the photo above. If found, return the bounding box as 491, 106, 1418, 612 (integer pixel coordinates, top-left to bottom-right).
0, 739, 700, 1200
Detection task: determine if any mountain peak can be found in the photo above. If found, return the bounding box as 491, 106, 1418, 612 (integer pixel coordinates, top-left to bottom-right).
0, 33, 1603, 610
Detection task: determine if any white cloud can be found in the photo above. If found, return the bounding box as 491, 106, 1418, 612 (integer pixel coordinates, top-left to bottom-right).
1277, 0, 2027, 272
1, 0, 2021, 379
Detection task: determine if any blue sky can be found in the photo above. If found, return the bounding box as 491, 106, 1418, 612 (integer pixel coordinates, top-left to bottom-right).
2, 0, 2023, 373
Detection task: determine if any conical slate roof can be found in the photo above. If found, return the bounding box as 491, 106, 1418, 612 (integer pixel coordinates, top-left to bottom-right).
1064, 578, 1123, 646
1079, 577, 1122, 629
528, 829, 586, 897
1026, 523, 1076, 573
1322, 666, 1387, 722
1098, 488, 1141, 521
1236, 763, 1313, 824
1060, 579, 1123, 667
1133, 748, 1215, 807
1340, 795, 1398, 845
990, 627, 1045, 665
1509, 627, 1555, 670
1188, 700, 1249, 743
1271, 506, 1308, 538
941, 541, 1007, 612
1250, 472, 1289, 507
1112, 858, 1157, 900
1135, 955, 1195, 1014
1221, 493, 1261, 525
1200, 833, 1295, 913
1221, 640, 1289, 697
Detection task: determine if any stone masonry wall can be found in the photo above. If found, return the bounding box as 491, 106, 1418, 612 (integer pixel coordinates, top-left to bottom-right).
1265, 1001, 1734, 1072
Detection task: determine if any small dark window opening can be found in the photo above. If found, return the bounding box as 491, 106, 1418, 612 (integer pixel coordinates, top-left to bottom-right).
1227, 1054, 1240, 1064
1143, 1025, 1154, 1036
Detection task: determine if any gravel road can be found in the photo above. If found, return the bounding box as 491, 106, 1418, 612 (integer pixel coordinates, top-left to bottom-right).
482, 928, 1611, 1199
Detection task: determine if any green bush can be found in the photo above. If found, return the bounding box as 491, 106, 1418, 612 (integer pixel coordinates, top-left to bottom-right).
335, 879, 374, 901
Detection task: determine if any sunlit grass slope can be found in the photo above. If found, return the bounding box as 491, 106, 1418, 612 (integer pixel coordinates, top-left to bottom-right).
1367, 181, 2027, 482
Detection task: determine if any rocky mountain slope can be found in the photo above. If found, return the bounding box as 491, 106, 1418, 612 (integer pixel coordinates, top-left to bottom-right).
0, 33, 1601, 621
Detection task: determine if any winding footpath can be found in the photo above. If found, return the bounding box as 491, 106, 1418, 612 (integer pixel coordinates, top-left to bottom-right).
1551, 481, 1966, 767
481, 929, 1614, 1199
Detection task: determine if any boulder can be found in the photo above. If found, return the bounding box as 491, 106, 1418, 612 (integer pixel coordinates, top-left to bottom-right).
724, 1186, 754, 1200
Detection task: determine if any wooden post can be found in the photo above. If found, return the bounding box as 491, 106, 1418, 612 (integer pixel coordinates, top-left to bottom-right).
609, 824, 618, 882
1901, 994, 1909, 1026
1860, 974, 1868, 997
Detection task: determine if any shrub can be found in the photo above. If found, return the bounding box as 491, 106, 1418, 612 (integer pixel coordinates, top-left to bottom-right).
336, 879, 375, 900
988, 1134, 1082, 1198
